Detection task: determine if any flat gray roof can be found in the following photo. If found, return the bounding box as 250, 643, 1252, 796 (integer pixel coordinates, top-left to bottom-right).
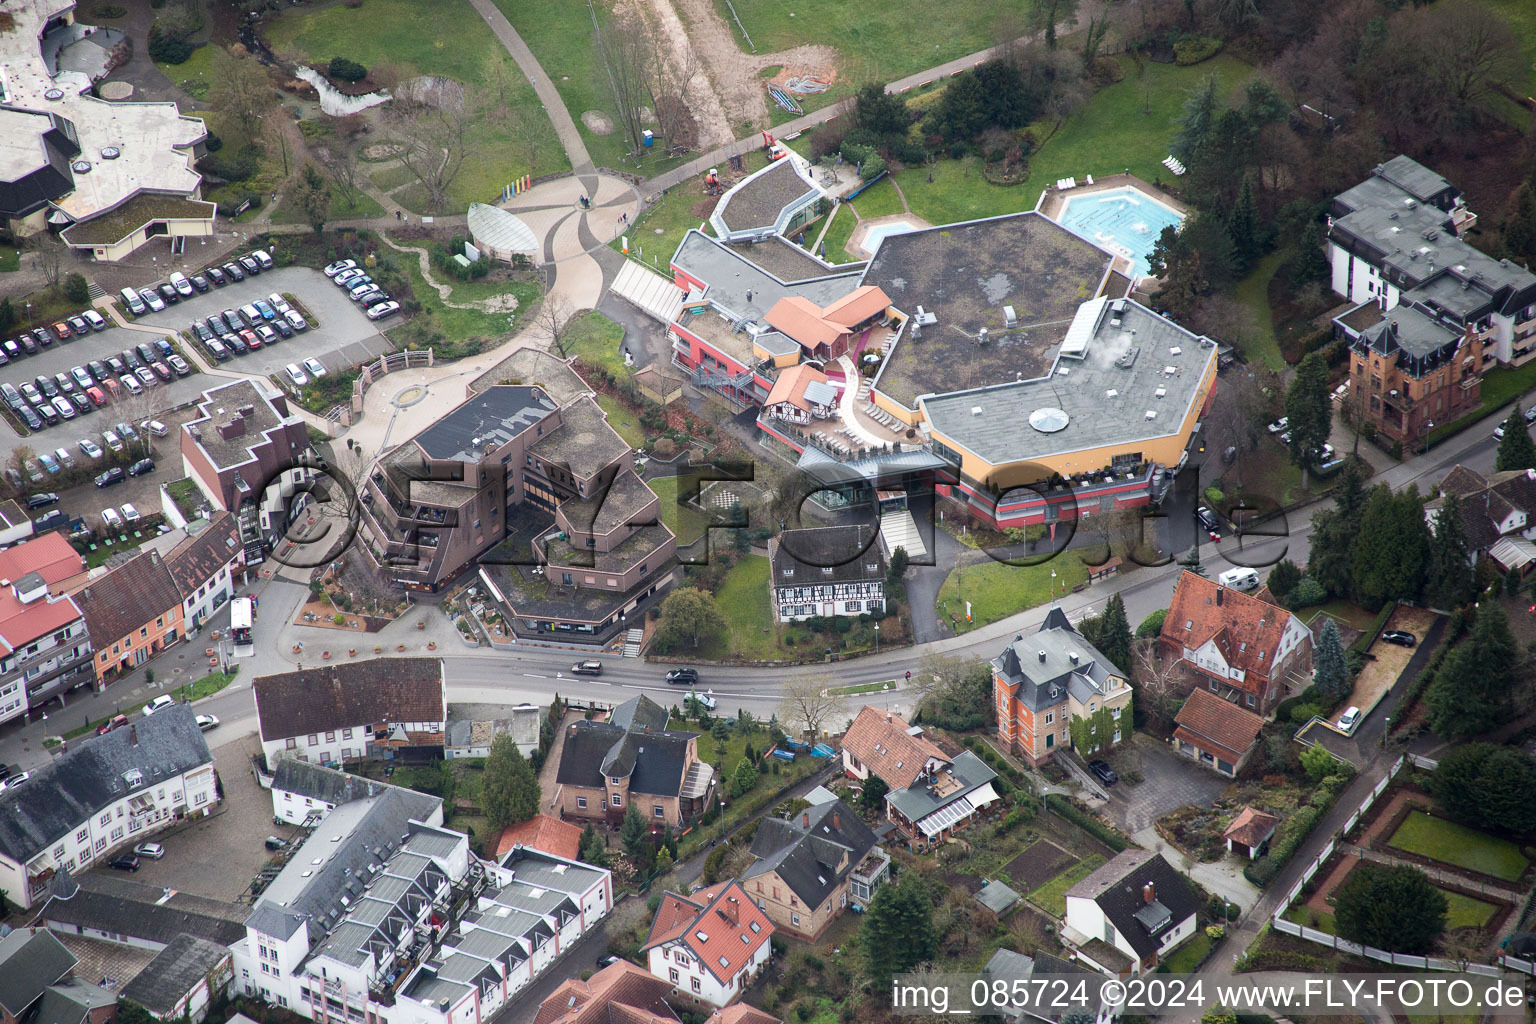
672, 229, 863, 324
921, 298, 1216, 470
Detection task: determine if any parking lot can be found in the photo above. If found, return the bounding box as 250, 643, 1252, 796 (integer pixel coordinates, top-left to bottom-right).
133, 265, 393, 381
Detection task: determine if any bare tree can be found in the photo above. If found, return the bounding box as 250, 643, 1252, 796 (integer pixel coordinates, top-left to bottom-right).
777, 674, 845, 741
209, 48, 276, 146
506, 104, 543, 178
535, 295, 577, 357
1132, 639, 1187, 730
313, 142, 363, 211
115, 388, 160, 461
387, 86, 479, 212
482, 50, 520, 108
28, 233, 65, 290
639, 10, 701, 154
593, 8, 652, 156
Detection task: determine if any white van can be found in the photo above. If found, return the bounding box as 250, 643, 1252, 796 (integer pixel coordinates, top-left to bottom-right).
119, 288, 145, 315
251, 249, 274, 270
1218, 567, 1260, 591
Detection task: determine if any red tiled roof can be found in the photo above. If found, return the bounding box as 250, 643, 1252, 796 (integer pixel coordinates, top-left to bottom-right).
533, 961, 678, 1024
1173, 688, 1265, 762
708, 1006, 781, 1024
1161, 571, 1299, 695
1223, 807, 1279, 847
764, 296, 843, 348
842, 705, 946, 791
641, 881, 774, 985
494, 814, 584, 861
820, 286, 889, 327
0, 533, 88, 657
764, 364, 829, 412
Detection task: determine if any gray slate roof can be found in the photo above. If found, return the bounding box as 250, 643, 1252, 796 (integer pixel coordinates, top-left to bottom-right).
744, 797, 877, 908
991, 607, 1123, 713
119, 934, 230, 1015
39, 873, 248, 947
556, 696, 696, 797
29, 977, 113, 1024
0, 928, 75, 1016
884, 749, 998, 824
0, 705, 212, 864
768, 524, 884, 587
271, 759, 400, 807
976, 879, 1022, 914
672, 229, 864, 324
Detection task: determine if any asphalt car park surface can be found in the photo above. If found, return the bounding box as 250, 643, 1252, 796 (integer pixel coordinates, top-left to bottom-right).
132, 266, 393, 380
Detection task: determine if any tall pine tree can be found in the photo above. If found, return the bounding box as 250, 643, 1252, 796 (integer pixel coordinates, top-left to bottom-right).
1309, 461, 1368, 599
1428, 603, 1517, 740
860, 871, 938, 985
1426, 493, 1476, 610
1096, 593, 1133, 675
1496, 405, 1536, 471
1313, 619, 1349, 702
1227, 179, 1259, 271
1285, 352, 1332, 485
1352, 485, 1430, 608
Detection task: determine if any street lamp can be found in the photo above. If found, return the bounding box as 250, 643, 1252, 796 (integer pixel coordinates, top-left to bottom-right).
873, 622, 879, 654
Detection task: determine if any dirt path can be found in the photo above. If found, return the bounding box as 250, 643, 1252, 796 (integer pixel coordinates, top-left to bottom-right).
887, 176, 913, 214
628, 0, 734, 149
378, 235, 525, 313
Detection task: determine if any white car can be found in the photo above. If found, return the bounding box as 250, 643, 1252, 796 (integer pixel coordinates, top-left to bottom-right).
143, 420, 169, 437
268, 293, 292, 314
1337, 705, 1362, 734
285, 363, 309, 387
334, 268, 364, 287
79, 438, 103, 459
139, 288, 165, 312
324, 259, 357, 278
195, 714, 220, 731
142, 695, 175, 717
134, 841, 166, 859
120, 503, 141, 523
285, 310, 309, 332
367, 301, 401, 321
686, 690, 718, 712
1267, 417, 1288, 434
2, 770, 31, 790
120, 374, 143, 396
303, 357, 327, 378
103, 429, 123, 453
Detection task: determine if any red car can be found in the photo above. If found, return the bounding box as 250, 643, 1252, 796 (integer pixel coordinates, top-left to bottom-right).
86, 386, 107, 407
240, 328, 262, 350
95, 713, 129, 736
151, 361, 172, 381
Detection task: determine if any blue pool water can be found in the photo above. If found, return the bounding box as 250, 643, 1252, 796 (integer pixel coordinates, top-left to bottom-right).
1056, 186, 1184, 279
860, 218, 922, 254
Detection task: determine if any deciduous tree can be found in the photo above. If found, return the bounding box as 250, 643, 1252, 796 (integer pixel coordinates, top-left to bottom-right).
387, 85, 480, 212
777, 673, 843, 741
292, 163, 331, 236
209, 48, 275, 147
653, 587, 727, 651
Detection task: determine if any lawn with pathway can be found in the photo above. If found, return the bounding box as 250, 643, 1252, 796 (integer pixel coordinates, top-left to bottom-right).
1387, 810, 1531, 882
934, 556, 1089, 634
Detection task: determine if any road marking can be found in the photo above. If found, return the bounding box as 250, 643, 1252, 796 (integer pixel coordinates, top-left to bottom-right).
523, 673, 546, 679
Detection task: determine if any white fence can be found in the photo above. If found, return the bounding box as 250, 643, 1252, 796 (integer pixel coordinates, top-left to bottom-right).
1268, 752, 1535, 976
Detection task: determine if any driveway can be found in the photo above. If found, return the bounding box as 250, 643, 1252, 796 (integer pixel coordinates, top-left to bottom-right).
132, 266, 393, 377
1101, 733, 1231, 834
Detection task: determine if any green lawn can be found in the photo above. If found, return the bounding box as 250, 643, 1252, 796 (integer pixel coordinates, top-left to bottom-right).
60, 669, 235, 740
1482, 0, 1536, 96
848, 178, 905, 220
264, 0, 565, 211
1387, 811, 1531, 881
1162, 930, 1213, 973
565, 311, 627, 376
1441, 888, 1499, 930
645, 474, 712, 548
270, 186, 385, 226
620, 188, 713, 270
596, 394, 644, 448
155, 42, 218, 101
1428, 357, 1536, 445
1028, 853, 1104, 917
934, 556, 1090, 633
1300, 600, 1382, 633
0, 245, 18, 273
828, 680, 897, 696
818, 203, 860, 263
1233, 253, 1287, 371
382, 242, 541, 347
370, 164, 421, 194
894, 55, 1255, 228
698, 554, 780, 660
1282, 904, 1336, 934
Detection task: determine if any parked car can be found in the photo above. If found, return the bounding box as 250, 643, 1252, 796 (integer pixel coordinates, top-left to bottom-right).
665, 668, 699, 685
265, 836, 289, 851
35, 375, 57, 398
157, 282, 179, 305
142, 694, 174, 716
251, 249, 274, 270
138, 288, 164, 311
38, 453, 59, 475
134, 842, 166, 859
324, 258, 357, 277
285, 363, 309, 387
95, 467, 125, 488
117, 422, 139, 442
268, 293, 291, 314
168, 354, 192, 376
1380, 630, 1417, 647
303, 357, 327, 379
195, 714, 220, 731
190, 273, 210, 292
102, 429, 123, 453
120, 503, 141, 523
253, 299, 277, 320
18, 334, 36, 355
272, 318, 293, 339
105, 354, 126, 376
1337, 705, 1362, 733
129, 458, 155, 477
206, 266, 227, 287
33, 402, 57, 426
121, 374, 143, 395
206, 339, 229, 361
367, 301, 401, 321
24, 492, 58, 510
143, 420, 169, 437
238, 254, 261, 275
1, 770, 30, 790
68, 392, 89, 414
150, 362, 172, 382
169, 271, 193, 298
53, 447, 74, 468
86, 386, 106, 407
121, 348, 141, 369
121, 288, 146, 314
1196, 505, 1219, 534
256, 325, 278, 347
334, 268, 364, 287
222, 261, 245, 282
32, 328, 52, 348
571, 660, 603, 676
3, 339, 22, 360
136, 367, 157, 388
50, 320, 70, 339
71, 365, 93, 389
685, 691, 717, 712
193, 320, 213, 343
79, 438, 103, 459
67, 316, 88, 335
95, 714, 129, 736
1088, 760, 1119, 786
109, 854, 139, 872
351, 286, 385, 307
53, 372, 73, 394
51, 396, 76, 421
285, 310, 309, 332
100, 507, 122, 530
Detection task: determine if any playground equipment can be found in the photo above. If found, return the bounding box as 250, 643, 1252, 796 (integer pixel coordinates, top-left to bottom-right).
500, 175, 533, 201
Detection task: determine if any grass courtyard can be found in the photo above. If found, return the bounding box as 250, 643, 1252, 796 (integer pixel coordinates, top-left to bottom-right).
934, 556, 1089, 634
154, 42, 218, 101
1387, 810, 1531, 882
565, 311, 628, 377
1441, 888, 1500, 930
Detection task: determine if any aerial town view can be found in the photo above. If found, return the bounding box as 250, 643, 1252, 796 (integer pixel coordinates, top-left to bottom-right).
4, 0, 1536, 1021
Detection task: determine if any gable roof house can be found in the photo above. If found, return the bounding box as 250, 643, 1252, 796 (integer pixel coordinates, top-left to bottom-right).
841, 705, 1000, 845
75, 548, 184, 686
1426, 465, 1536, 570
1062, 850, 1200, 975
118, 933, 233, 1023
532, 960, 680, 1024
0, 532, 92, 729
555, 695, 715, 828
743, 795, 889, 940
0, 928, 79, 1024
992, 607, 1134, 765
39, 871, 249, 951
1171, 688, 1266, 778
1159, 570, 1313, 715
642, 880, 774, 1007
252, 658, 446, 768
0, 705, 215, 909
762, 364, 838, 426
767, 524, 885, 624
1222, 807, 1279, 859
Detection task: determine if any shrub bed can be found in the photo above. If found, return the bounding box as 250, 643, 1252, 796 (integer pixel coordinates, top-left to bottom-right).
1173, 36, 1223, 65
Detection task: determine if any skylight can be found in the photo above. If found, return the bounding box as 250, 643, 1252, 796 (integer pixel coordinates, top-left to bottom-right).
696, 930, 709, 942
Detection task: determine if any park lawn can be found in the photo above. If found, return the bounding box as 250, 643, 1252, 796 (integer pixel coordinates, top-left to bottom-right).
382, 242, 541, 346
155, 42, 218, 101
1440, 888, 1499, 930
934, 557, 1089, 634
1387, 810, 1531, 881
848, 178, 905, 220
818, 202, 860, 263
697, 555, 781, 660
565, 311, 627, 376
596, 394, 645, 448
645, 474, 712, 548
829, 680, 898, 696
1028, 853, 1104, 917
618, 185, 714, 268
270, 186, 385, 226
1161, 930, 1213, 973
1233, 252, 1287, 371
370, 164, 420, 194
0, 245, 18, 272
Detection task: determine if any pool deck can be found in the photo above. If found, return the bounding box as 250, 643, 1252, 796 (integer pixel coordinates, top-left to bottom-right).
1034, 172, 1189, 222
848, 213, 932, 259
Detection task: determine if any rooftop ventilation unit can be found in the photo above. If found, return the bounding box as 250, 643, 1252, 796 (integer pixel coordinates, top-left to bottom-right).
1155, 387, 1167, 399
1169, 346, 1181, 355
1164, 365, 1177, 375
971, 406, 983, 416
1105, 389, 1118, 399
1145, 410, 1157, 420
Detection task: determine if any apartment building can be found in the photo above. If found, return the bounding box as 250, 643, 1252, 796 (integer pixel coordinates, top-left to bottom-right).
0, 533, 93, 727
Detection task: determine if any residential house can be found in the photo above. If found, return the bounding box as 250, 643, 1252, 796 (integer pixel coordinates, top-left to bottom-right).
0, 928, 115, 1024
1160, 570, 1313, 715
1062, 851, 1199, 975
180, 378, 314, 562
1171, 689, 1266, 778
0, 705, 215, 909
162, 512, 243, 631
493, 814, 584, 861
532, 960, 680, 1024
1339, 306, 1483, 446
554, 694, 716, 827
743, 794, 889, 941
0, 533, 92, 728
118, 934, 233, 1023
75, 549, 184, 686
642, 881, 774, 1007
767, 524, 885, 624
762, 364, 838, 426
251, 658, 447, 768
0, 498, 35, 546
445, 704, 541, 759
841, 705, 1000, 844
39, 871, 249, 952
981, 949, 1117, 1024
991, 608, 1133, 765
1425, 465, 1536, 567
268, 759, 414, 826
1222, 808, 1278, 859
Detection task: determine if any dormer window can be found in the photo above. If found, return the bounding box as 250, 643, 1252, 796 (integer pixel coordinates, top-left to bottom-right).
822, 567, 833, 575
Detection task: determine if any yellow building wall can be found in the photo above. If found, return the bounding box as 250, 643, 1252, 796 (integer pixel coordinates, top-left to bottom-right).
92, 215, 214, 262
870, 387, 920, 427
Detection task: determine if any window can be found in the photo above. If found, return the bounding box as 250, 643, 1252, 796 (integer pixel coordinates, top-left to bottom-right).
611, 794, 621, 806
286, 738, 296, 750
343, 728, 353, 740
308, 734, 318, 746
577, 796, 587, 809
1209, 680, 1219, 692
691, 978, 701, 993
325, 731, 335, 743
140, 627, 148, 639
76, 827, 88, 843
1044, 712, 1054, 725
1246, 693, 1256, 707
654, 805, 664, 818
669, 969, 679, 984
791, 913, 800, 926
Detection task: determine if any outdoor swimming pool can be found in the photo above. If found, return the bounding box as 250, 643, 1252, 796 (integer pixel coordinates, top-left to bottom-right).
859, 217, 923, 254
1055, 185, 1184, 279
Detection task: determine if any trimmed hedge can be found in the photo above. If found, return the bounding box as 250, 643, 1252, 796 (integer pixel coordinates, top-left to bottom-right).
1046, 794, 1129, 852
1350, 602, 1397, 654
1243, 773, 1351, 887
1173, 36, 1223, 65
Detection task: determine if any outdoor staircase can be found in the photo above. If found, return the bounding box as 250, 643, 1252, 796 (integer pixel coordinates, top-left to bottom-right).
622, 627, 644, 657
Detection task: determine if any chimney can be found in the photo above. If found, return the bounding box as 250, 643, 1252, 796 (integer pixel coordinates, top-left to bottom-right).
1143, 882, 1155, 905
1216, 588, 1224, 605
725, 896, 739, 924
1038, 650, 1046, 663
1069, 652, 1079, 665
833, 811, 841, 830
802, 812, 810, 828
885, 712, 892, 723
129, 724, 138, 747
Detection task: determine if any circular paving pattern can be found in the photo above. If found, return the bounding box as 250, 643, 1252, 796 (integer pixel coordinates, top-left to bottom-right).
393, 385, 427, 408
99, 81, 133, 100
